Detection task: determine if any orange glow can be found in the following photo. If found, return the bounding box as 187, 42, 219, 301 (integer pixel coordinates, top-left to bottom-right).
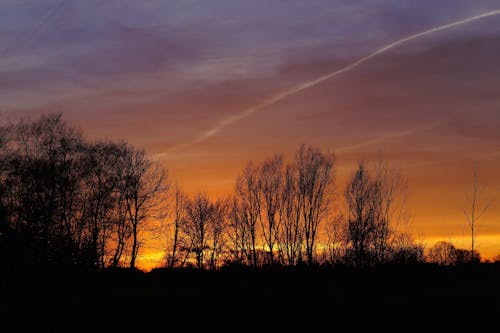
3, 2, 500, 269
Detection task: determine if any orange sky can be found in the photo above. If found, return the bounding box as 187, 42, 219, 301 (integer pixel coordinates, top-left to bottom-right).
1, 1, 500, 267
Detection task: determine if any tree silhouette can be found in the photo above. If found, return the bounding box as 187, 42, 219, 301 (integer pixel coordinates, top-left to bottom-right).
463, 168, 493, 263
294, 145, 335, 265
209, 198, 229, 269
344, 159, 409, 266
232, 163, 261, 267
345, 162, 378, 266
121, 148, 169, 269
258, 155, 283, 264
371, 157, 408, 263
167, 185, 187, 268
277, 164, 303, 266
181, 192, 213, 269
427, 241, 457, 266
0, 114, 170, 271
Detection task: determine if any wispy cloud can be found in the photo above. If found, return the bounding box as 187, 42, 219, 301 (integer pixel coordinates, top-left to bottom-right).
336, 122, 442, 153
0, 0, 67, 57
161, 9, 500, 157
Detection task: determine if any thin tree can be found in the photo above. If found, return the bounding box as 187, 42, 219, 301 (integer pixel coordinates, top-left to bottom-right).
229, 196, 249, 265
258, 155, 283, 264
372, 156, 408, 264
209, 198, 229, 269
168, 185, 186, 268
295, 145, 335, 265
121, 148, 169, 269
182, 192, 213, 269
234, 163, 261, 267
277, 164, 303, 266
345, 162, 378, 267
463, 168, 493, 263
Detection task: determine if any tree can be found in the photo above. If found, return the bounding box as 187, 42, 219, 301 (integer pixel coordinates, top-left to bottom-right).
228, 196, 246, 265
121, 147, 169, 269
372, 156, 408, 263
344, 158, 409, 267
105, 142, 132, 268
232, 163, 261, 267
277, 164, 303, 266
0, 113, 172, 271
82, 142, 124, 268
182, 192, 213, 269
427, 241, 457, 266
388, 232, 424, 264
258, 155, 283, 264
167, 185, 187, 268
8, 114, 86, 265
454, 248, 481, 264
345, 163, 378, 266
294, 145, 335, 265
463, 168, 493, 263
208, 198, 229, 269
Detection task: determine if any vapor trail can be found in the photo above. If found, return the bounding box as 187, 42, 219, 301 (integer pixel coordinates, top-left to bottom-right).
162, 9, 500, 155
336, 122, 441, 153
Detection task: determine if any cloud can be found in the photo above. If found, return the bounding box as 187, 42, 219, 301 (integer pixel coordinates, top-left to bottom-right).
336, 122, 442, 152
160, 8, 500, 156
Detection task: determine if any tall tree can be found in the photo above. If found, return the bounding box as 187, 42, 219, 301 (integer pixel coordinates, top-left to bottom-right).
233, 163, 261, 267
463, 168, 493, 263
258, 155, 283, 264
345, 163, 378, 267
371, 156, 407, 264
209, 198, 229, 269
182, 192, 213, 269
119, 147, 169, 269
167, 185, 187, 268
277, 164, 303, 266
295, 145, 335, 265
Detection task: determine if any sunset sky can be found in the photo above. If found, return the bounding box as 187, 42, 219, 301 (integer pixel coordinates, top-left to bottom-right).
1, 0, 500, 264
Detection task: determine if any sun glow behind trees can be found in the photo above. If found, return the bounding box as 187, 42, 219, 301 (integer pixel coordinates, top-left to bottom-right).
1, 114, 497, 272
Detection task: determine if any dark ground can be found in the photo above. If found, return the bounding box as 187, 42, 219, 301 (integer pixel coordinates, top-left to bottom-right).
1, 264, 500, 332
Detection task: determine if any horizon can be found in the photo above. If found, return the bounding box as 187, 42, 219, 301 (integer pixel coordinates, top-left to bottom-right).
1, 0, 500, 270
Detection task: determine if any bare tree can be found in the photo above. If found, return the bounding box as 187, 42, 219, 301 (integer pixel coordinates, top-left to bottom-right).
182, 192, 213, 269
229, 196, 249, 265
121, 148, 169, 269
463, 168, 493, 263
372, 156, 408, 264
258, 155, 283, 264
295, 145, 335, 265
167, 185, 187, 268
324, 215, 346, 265
277, 164, 303, 266
82, 142, 124, 268
0, 114, 173, 271
345, 162, 378, 266
209, 198, 229, 269
427, 241, 457, 266
344, 157, 409, 266
109, 143, 133, 268
389, 232, 424, 264
233, 163, 261, 267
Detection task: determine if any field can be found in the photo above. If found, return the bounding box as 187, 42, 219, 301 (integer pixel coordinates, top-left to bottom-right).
2, 264, 500, 331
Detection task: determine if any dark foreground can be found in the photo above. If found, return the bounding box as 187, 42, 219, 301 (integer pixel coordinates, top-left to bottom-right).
2, 264, 500, 332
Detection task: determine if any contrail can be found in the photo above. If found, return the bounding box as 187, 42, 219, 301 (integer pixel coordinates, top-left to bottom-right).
336, 122, 442, 153
160, 9, 500, 156
1, 0, 67, 58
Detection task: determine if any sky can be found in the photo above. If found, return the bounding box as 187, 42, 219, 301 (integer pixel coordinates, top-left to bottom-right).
1, 0, 500, 264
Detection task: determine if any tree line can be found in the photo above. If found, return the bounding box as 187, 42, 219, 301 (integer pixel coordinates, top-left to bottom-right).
165, 146, 428, 269
0, 114, 168, 270
0, 114, 484, 273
